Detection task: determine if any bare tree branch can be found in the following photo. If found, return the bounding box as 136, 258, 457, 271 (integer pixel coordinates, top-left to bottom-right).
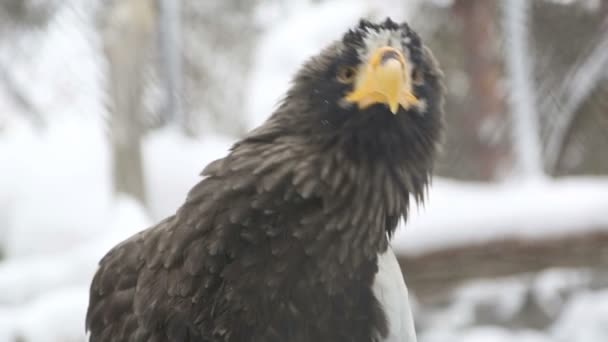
157, 0, 184, 131
0, 0, 58, 32
543, 17, 608, 172
0, 67, 43, 128
502, 0, 544, 178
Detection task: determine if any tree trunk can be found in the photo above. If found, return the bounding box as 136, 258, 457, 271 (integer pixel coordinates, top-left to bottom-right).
453, 0, 508, 180
103, 0, 156, 205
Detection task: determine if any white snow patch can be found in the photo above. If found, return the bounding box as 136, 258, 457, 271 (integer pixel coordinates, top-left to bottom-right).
0, 286, 89, 342
533, 268, 593, 316
143, 127, 232, 221
0, 196, 150, 341
421, 327, 552, 342
0, 119, 112, 258
0, 196, 150, 306
418, 269, 608, 342
551, 289, 608, 342
0, 1, 607, 341
0, 120, 233, 257
394, 178, 608, 255
421, 275, 529, 332
0, 0, 106, 258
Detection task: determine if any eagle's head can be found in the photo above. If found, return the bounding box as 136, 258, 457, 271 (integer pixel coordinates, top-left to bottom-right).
273, 18, 444, 168
233, 18, 444, 239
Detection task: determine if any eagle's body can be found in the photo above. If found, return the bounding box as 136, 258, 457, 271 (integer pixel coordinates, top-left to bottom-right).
86, 19, 444, 342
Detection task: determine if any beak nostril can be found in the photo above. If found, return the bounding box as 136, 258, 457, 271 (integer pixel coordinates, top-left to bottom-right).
380, 50, 402, 65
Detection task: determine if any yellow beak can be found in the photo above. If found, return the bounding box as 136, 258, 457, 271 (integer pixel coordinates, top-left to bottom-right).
345, 46, 419, 114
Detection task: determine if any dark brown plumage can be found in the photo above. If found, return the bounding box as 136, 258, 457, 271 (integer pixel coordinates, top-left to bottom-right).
86, 18, 444, 342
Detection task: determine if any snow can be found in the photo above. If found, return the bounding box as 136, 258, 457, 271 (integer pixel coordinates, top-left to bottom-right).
143, 127, 232, 221
551, 290, 608, 341
0, 119, 112, 257
0, 121, 232, 258
0, 0, 108, 259
0, 1, 104, 124
0, 196, 150, 342
443, 276, 529, 326
425, 328, 553, 342
0, 196, 150, 306
0, 286, 90, 342
394, 178, 608, 255
422, 328, 553, 342
532, 268, 593, 316
0, 8, 231, 336
0, 0, 607, 341
417, 268, 608, 342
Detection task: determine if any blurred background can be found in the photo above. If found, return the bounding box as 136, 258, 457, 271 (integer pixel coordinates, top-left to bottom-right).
0, 0, 607, 341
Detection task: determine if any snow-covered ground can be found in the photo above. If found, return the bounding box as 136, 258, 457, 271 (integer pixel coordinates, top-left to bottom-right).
416, 268, 608, 342
394, 177, 608, 255
0, 1, 607, 341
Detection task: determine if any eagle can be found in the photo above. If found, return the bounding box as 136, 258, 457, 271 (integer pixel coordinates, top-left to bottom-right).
86, 18, 444, 342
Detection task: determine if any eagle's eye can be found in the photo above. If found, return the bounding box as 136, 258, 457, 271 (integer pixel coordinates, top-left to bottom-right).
412, 68, 424, 86
337, 66, 357, 84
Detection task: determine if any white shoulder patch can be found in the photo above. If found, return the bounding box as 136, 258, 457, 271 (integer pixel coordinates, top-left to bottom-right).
373, 247, 418, 342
